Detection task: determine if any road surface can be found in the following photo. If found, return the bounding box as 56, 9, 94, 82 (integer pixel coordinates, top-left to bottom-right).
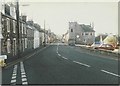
2, 43, 119, 85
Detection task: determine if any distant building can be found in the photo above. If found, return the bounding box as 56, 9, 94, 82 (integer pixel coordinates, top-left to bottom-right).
69, 22, 95, 45
62, 30, 69, 43
33, 23, 41, 49
26, 21, 34, 50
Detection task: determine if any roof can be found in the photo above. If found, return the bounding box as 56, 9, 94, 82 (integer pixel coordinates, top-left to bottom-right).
95, 34, 108, 42
80, 24, 95, 32
26, 25, 33, 30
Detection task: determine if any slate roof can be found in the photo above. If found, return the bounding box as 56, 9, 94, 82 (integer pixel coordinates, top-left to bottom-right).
80, 24, 95, 32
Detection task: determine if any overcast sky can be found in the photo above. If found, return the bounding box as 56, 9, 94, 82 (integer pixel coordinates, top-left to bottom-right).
9, 1, 119, 36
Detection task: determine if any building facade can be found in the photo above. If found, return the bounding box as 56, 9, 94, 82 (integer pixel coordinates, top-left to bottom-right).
69, 22, 95, 45
0, 2, 56, 61
62, 30, 69, 43
1, 3, 28, 58
0, 3, 34, 59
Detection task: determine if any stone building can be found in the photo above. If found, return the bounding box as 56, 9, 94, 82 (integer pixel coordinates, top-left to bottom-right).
26, 21, 34, 50
69, 22, 95, 45
1, 3, 28, 58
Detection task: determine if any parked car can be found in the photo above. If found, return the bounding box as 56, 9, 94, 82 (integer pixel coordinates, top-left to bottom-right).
94, 44, 115, 51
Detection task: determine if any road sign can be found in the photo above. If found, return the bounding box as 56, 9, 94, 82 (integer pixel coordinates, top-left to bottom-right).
0, 55, 7, 59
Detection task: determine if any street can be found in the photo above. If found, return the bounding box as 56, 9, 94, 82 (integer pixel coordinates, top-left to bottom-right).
2, 43, 119, 85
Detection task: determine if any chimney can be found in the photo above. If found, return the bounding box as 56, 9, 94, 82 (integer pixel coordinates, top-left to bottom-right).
10, 3, 16, 19
22, 15, 27, 22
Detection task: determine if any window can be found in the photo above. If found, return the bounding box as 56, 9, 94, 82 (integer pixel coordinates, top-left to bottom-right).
22, 23, 24, 34
22, 38, 25, 52
85, 33, 88, 35
90, 33, 92, 35
7, 39, 11, 53
82, 33, 84, 36
24, 24, 27, 34
25, 38, 27, 48
84, 39, 86, 42
7, 18, 10, 32
19, 22, 21, 33
13, 20, 16, 33
71, 29, 73, 32
13, 38, 16, 56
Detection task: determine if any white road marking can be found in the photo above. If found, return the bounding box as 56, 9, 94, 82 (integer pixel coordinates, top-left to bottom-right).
73, 61, 91, 67
11, 79, 16, 83
22, 78, 27, 82
22, 82, 28, 84
101, 70, 120, 77
20, 61, 28, 85
11, 65, 17, 84
12, 76, 16, 79
56, 44, 68, 60
62, 56, 68, 60
21, 75, 26, 78
58, 54, 61, 56
21, 72, 25, 75
10, 46, 49, 84
12, 73, 17, 76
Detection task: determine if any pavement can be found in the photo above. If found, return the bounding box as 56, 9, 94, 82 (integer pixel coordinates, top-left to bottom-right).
2, 42, 119, 85
75, 44, 119, 54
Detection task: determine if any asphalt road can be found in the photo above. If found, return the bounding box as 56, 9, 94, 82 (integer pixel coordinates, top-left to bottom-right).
2, 43, 119, 85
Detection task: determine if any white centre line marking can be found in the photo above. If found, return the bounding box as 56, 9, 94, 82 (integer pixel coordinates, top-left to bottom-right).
58, 54, 61, 56
101, 70, 120, 77
11, 65, 17, 84
73, 61, 91, 67
62, 56, 68, 60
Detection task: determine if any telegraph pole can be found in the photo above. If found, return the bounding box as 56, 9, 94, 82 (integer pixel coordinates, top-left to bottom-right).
44, 20, 46, 47
0, 1, 3, 85
16, 0, 20, 58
